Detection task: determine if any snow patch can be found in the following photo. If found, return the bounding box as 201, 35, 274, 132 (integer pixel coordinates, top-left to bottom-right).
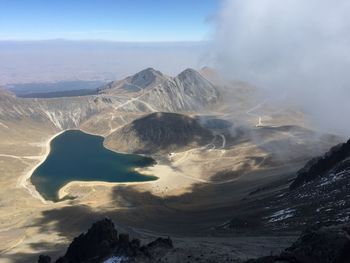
103, 256, 128, 263
267, 208, 296, 223
319, 171, 346, 187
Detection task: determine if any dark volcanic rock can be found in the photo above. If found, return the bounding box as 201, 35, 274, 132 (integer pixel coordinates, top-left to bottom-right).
280, 224, 350, 263
139, 237, 174, 259
59, 218, 118, 262
245, 256, 280, 263
290, 139, 350, 190
105, 112, 213, 154
227, 216, 262, 231
220, 139, 350, 234
146, 237, 173, 249
38, 255, 51, 263
196, 116, 233, 130
246, 224, 350, 263
38, 218, 174, 263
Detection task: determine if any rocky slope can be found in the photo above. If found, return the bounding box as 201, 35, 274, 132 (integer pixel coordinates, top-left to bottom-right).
99, 68, 166, 93
0, 87, 113, 130
246, 223, 350, 263
220, 138, 350, 233
104, 112, 214, 154
0, 68, 220, 131
99, 67, 219, 112
39, 219, 350, 263
290, 139, 350, 189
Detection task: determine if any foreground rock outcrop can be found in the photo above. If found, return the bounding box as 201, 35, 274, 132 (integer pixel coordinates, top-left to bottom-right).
39, 218, 173, 263
40, 219, 350, 263
246, 223, 350, 263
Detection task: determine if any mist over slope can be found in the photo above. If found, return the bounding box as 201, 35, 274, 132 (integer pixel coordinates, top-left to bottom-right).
211, 0, 350, 136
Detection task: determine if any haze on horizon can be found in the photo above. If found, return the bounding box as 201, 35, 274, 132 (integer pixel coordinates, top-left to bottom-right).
0, 40, 209, 85
0, 0, 218, 85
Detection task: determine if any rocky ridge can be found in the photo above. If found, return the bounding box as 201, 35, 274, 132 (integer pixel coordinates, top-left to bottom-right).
0, 68, 219, 131
99, 68, 219, 112
290, 139, 350, 189
221, 138, 350, 233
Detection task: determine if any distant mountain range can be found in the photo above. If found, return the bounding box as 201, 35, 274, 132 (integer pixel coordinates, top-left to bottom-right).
7, 80, 104, 98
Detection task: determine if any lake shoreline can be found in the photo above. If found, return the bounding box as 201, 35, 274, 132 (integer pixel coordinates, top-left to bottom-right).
17, 129, 66, 204
23, 129, 158, 203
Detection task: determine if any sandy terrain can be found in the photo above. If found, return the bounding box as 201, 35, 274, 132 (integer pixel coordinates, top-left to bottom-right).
17, 130, 66, 204
0, 85, 343, 262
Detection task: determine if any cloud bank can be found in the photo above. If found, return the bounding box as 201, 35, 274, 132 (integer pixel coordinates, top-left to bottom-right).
212, 0, 350, 136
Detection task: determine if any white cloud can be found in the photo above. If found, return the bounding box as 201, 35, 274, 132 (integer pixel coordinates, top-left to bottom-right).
212, 0, 350, 136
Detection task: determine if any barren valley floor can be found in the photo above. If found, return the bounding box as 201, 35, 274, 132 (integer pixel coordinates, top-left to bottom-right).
0, 68, 343, 262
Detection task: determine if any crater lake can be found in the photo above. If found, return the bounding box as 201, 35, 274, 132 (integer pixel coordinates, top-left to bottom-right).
31, 130, 157, 201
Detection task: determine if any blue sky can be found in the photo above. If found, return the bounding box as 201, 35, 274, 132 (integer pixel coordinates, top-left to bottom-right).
0, 0, 219, 41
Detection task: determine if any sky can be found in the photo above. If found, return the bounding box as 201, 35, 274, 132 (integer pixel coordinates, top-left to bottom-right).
0, 0, 219, 41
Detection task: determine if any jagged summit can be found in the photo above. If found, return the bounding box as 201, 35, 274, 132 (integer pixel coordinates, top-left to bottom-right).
137, 67, 163, 76
40, 218, 173, 263
177, 67, 213, 83
0, 67, 220, 131
99, 67, 219, 112
99, 67, 166, 93
122, 67, 164, 91
176, 68, 212, 87
100, 67, 212, 93
177, 68, 198, 77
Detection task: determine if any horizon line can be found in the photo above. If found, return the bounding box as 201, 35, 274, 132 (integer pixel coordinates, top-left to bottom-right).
0, 38, 209, 44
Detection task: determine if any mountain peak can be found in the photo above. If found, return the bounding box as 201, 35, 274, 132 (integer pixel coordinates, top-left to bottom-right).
176, 68, 215, 89
130, 67, 163, 82
124, 67, 164, 91
177, 68, 199, 77
99, 67, 165, 93
137, 67, 163, 76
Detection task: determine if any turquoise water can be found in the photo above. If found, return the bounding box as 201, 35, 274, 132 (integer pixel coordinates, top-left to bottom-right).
31, 130, 157, 201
